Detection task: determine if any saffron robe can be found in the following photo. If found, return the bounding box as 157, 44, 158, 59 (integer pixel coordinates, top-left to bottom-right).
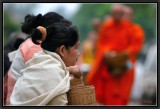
86, 19, 144, 105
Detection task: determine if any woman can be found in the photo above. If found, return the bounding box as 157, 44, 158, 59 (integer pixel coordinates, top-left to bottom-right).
4, 12, 81, 105
10, 22, 80, 105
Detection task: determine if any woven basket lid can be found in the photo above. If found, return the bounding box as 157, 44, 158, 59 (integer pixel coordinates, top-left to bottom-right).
67, 85, 97, 105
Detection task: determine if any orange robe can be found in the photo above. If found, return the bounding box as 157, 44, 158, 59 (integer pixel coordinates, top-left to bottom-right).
86, 19, 144, 105
80, 31, 97, 64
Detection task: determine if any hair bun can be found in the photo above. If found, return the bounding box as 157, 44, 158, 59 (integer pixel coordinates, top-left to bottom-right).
37, 26, 47, 41
35, 14, 44, 26
36, 14, 43, 19
21, 14, 36, 34
25, 14, 35, 22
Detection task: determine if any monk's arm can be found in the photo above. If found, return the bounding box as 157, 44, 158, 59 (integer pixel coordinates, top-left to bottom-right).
126, 25, 144, 55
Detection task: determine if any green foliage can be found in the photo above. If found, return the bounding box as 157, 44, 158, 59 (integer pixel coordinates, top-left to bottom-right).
71, 3, 156, 44
125, 4, 156, 42
3, 4, 38, 46
4, 10, 21, 45
71, 4, 112, 42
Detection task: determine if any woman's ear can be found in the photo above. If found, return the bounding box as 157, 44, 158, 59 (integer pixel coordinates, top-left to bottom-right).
59, 45, 66, 57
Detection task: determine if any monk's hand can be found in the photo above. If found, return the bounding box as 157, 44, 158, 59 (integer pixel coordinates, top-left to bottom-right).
117, 51, 129, 62
67, 65, 82, 78
104, 51, 117, 65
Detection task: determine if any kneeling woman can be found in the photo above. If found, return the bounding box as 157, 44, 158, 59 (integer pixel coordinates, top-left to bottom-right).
10, 22, 80, 106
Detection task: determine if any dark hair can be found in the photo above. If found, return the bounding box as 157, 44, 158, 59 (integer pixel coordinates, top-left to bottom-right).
31, 22, 79, 52
21, 12, 71, 35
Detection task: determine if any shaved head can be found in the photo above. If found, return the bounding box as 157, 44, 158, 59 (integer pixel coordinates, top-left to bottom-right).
112, 4, 124, 12
91, 18, 101, 31
92, 18, 101, 26
123, 6, 133, 21
111, 4, 124, 22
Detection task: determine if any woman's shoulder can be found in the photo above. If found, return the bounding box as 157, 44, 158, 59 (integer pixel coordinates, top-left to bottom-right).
19, 38, 42, 62
25, 51, 62, 68
22, 50, 68, 79
20, 38, 42, 53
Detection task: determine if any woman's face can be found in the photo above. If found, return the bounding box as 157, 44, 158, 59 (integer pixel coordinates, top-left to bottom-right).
62, 40, 80, 67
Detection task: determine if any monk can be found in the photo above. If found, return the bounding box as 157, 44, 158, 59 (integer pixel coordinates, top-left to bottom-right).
79, 18, 101, 83
81, 18, 101, 64
123, 6, 144, 64
86, 4, 144, 105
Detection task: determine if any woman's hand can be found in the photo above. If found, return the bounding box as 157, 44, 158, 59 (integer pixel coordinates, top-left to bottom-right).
67, 65, 82, 78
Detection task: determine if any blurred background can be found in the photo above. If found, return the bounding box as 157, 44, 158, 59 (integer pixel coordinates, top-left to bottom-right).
3, 3, 157, 106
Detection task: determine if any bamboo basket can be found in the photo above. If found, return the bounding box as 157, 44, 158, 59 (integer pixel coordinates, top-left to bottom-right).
67, 77, 97, 105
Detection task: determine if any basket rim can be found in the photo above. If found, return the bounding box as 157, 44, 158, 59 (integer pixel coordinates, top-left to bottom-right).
70, 85, 94, 89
